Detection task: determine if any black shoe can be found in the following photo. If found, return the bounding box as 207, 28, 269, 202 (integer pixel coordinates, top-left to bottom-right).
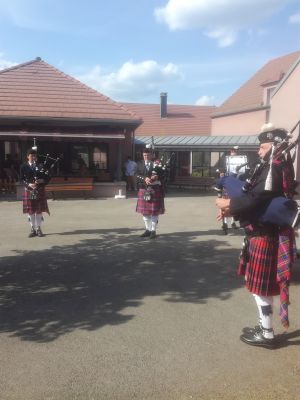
240, 330, 276, 349
140, 230, 151, 237
149, 231, 157, 239
222, 223, 228, 235
231, 222, 238, 229
36, 227, 44, 237
28, 227, 37, 238
242, 324, 262, 334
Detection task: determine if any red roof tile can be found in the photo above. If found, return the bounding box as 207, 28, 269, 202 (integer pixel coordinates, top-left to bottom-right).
123, 102, 216, 136
213, 51, 300, 116
0, 58, 141, 124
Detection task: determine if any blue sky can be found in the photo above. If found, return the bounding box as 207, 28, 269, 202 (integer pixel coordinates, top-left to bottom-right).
0, 0, 300, 106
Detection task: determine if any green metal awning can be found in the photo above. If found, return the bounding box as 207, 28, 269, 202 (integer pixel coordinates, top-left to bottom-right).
135, 135, 259, 151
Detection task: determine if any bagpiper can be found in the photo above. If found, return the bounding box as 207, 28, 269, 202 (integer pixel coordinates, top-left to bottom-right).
20, 149, 51, 237
136, 148, 165, 239
214, 167, 238, 234
216, 124, 297, 348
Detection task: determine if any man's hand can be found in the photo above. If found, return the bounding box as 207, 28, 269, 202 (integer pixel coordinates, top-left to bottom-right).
216, 198, 230, 210
216, 198, 232, 218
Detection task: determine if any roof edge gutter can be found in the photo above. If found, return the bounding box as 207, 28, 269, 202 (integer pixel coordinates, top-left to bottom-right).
211, 105, 269, 119
0, 115, 142, 127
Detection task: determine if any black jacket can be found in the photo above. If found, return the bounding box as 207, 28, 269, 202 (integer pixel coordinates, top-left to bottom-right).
20, 162, 51, 187
230, 161, 285, 226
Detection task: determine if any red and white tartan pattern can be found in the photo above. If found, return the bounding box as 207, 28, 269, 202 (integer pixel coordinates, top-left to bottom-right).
277, 228, 296, 328
136, 185, 165, 216
238, 227, 296, 328
22, 186, 50, 215
241, 235, 280, 296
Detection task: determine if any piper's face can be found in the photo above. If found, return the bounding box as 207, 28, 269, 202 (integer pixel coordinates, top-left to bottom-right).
258, 142, 272, 160
143, 152, 152, 162
27, 153, 37, 163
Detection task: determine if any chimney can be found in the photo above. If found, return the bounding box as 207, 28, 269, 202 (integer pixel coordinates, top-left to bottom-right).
160, 92, 168, 118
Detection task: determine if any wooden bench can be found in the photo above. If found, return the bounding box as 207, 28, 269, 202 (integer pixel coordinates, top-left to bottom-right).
45, 177, 94, 199
169, 176, 215, 191
0, 177, 17, 194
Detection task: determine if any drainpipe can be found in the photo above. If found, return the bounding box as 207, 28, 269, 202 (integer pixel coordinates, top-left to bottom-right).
189, 151, 193, 176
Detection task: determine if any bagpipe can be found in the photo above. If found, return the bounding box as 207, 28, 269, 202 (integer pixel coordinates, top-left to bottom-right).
27, 153, 61, 200
136, 151, 175, 201
216, 120, 300, 228
218, 174, 299, 227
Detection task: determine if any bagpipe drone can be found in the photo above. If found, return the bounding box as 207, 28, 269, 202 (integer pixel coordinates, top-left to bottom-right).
26, 138, 61, 200
216, 121, 300, 228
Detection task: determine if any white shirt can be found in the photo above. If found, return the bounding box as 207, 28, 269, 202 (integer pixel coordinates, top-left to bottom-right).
124, 160, 137, 176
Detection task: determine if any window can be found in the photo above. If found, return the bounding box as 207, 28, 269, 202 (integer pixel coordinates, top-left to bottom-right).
92, 145, 108, 170
192, 151, 211, 177
71, 145, 89, 171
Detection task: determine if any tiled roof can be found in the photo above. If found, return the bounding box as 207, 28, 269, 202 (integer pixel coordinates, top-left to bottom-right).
135, 135, 259, 149
213, 51, 300, 117
0, 58, 141, 125
124, 102, 216, 136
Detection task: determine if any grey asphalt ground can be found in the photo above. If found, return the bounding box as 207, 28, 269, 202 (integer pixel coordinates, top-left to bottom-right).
0, 191, 299, 400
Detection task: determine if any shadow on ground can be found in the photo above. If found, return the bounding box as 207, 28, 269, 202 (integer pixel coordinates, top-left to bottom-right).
1, 228, 299, 343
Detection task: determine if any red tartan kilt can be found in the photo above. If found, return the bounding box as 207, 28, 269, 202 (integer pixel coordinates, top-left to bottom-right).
136, 186, 165, 215
23, 186, 50, 215
240, 236, 280, 296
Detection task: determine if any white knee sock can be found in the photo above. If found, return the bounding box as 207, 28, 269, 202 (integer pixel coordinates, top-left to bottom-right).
150, 216, 158, 232
253, 294, 274, 338
143, 216, 151, 231
28, 214, 36, 229
35, 213, 42, 228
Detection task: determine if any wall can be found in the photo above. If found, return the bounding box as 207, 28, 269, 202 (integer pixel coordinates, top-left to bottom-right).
270, 62, 300, 181
211, 109, 266, 135
270, 62, 300, 132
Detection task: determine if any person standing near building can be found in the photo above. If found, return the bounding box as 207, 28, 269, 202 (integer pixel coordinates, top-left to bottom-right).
214, 168, 238, 234
136, 148, 165, 239
216, 125, 296, 348
124, 156, 137, 191
20, 149, 51, 237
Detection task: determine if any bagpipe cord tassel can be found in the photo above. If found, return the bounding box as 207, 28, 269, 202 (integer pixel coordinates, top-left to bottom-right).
264, 144, 275, 191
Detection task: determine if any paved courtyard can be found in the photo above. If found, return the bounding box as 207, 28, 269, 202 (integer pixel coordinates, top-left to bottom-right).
0, 192, 299, 400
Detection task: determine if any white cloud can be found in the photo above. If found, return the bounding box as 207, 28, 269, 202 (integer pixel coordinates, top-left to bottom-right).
76, 60, 183, 102
155, 0, 293, 46
195, 95, 215, 106
205, 28, 237, 48
0, 53, 17, 70
289, 12, 300, 23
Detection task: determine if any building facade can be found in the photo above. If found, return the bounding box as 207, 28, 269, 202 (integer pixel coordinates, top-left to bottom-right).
0, 58, 141, 196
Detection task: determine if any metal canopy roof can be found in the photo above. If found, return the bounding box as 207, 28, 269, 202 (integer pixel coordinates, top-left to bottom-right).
0, 131, 125, 139
135, 135, 259, 150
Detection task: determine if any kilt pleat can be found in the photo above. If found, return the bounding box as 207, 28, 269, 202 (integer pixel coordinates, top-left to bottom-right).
244, 236, 279, 296
22, 187, 50, 215
136, 186, 165, 215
